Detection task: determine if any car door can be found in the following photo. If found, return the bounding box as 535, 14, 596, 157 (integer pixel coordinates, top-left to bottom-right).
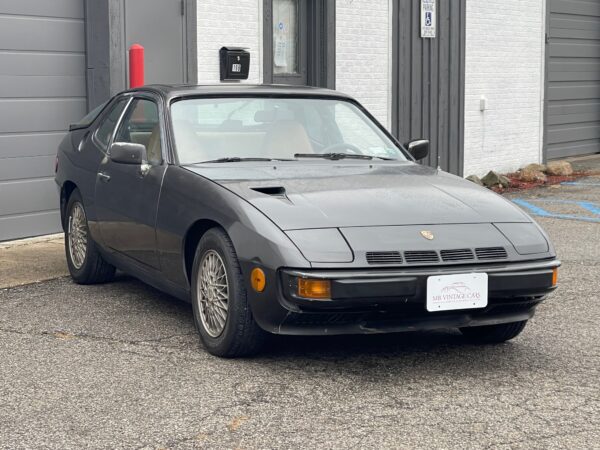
94, 95, 167, 269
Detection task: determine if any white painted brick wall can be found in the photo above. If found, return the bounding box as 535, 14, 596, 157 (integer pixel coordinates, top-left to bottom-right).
335, 0, 391, 129
196, 0, 262, 84
463, 0, 545, 176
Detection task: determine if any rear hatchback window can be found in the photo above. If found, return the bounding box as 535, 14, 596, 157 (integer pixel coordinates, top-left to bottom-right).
71, 101, 108, 129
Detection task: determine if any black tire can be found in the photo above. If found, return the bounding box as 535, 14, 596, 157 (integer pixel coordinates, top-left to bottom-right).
191, 228, 267, 357
65, 189, 115, 284
460, 320, 528, 344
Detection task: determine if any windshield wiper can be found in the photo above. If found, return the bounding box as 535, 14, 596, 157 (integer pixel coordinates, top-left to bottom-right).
199, 157, 279, 163
294, 153, 394, 161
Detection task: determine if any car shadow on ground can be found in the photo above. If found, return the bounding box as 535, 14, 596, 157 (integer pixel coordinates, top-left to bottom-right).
111, 274, 546, 373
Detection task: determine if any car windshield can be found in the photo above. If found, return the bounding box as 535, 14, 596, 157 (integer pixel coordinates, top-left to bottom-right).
170, 97, 407, 164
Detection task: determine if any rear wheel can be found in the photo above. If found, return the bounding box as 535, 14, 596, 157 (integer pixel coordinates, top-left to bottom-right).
65, 189, 115, 284
191, 228, 267, 357
460, 320, 528, 344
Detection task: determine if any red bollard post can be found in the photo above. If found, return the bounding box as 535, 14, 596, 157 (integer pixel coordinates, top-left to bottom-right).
129, 43, 144, 88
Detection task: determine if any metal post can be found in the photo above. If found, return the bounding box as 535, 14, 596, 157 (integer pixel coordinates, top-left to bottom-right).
129, 43, 144, 88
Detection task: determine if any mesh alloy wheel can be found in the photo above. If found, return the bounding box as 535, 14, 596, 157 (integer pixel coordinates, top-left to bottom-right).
197, 250, 229, 337
68, 202, 88, 270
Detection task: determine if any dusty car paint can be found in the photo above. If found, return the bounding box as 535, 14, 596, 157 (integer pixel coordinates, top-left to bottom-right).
56, 84, 559, 336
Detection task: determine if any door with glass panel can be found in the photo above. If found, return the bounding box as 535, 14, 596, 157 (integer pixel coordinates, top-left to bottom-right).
268, 0, 308, 85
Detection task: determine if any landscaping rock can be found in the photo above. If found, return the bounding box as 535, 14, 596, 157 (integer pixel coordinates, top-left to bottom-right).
465, 175, 484, 186
499, 175, 511, 188
481, 171, 510, 188
518, 167, 547, 183
522, 163, 547, 173
546, 161, 573, 176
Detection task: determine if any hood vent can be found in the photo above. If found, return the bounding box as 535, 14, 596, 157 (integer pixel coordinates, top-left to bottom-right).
404, 251, 440, 264
250, 186, 287, 197
475, 247, 508, 260
440, 248, 474, 262
366, 251, 403, 265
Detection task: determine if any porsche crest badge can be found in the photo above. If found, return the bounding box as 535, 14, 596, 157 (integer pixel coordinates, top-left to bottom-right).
420, 230, 434, 240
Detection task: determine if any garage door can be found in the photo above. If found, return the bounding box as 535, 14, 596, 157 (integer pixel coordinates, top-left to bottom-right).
545, 0, 600, 159
0, 0, 86, 241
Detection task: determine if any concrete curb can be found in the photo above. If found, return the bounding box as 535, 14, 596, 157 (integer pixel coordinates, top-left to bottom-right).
0, 233, 64, 249
0, 234, 68, 289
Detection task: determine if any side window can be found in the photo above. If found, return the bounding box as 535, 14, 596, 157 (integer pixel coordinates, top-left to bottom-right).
115, 99, 162, 165
94, 99, 129, 151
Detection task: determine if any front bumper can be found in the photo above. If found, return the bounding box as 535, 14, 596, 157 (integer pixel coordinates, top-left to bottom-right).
248, 259, 560, 335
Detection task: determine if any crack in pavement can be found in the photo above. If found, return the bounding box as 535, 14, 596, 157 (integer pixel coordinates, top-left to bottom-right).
0, 326, 197, 350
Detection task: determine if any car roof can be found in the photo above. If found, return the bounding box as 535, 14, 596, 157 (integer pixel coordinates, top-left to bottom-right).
123, 83, 354, 102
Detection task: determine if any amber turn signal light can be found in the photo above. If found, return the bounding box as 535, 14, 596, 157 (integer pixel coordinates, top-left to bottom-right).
251, 268, 266, 292
297, 278, 331, 299
552, 267, 558, 286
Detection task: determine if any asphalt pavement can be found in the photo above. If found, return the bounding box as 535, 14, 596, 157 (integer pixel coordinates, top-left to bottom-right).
1, 177, 599, 449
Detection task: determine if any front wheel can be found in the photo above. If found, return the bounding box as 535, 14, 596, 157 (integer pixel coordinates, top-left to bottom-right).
65, 189, 115, 284
191, 228, 267, 357
460, 320, 528, 344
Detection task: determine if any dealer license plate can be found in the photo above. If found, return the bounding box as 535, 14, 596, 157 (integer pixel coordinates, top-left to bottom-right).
426, 273, 488, 312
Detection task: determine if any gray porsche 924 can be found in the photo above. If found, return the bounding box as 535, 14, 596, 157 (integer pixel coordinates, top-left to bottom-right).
55, 84, 559, 357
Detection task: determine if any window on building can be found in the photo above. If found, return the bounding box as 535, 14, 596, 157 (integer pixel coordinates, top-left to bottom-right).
273, 0, 299, 76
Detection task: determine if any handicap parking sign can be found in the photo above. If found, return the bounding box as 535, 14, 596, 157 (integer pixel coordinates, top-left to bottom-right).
420, 0, 436, 38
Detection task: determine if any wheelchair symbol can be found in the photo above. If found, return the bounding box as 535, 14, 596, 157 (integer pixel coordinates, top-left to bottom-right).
425, 12, 432, 27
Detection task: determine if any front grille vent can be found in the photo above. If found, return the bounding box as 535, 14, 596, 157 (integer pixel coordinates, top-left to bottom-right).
475, 247, 508, 260
440, 248, 475, 262
404, 251, 440, 264
366, 251, 403, 265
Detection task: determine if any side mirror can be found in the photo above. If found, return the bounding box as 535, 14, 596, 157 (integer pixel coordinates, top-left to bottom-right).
406, 139, 429, 161
110, 142, 147, 165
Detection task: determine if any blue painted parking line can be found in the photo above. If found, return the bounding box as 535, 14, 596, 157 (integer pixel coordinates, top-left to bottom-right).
561, 181, 600, 187
579, 202, 600, 216
512, 199, 552, 217
512, 198, 600, 223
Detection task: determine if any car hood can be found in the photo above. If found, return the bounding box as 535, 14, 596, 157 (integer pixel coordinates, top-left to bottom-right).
184, 162, 531, 230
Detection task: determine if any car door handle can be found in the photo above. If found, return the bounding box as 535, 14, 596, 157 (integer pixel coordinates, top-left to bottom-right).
98, 172, 111, 183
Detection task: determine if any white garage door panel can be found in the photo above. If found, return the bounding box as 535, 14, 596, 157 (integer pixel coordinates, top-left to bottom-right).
0, 0, 83, 19
0, 99, 86, 133
547, 111, 600, 125
0, 75, 86, 98
0, 132, 65, 159
0, 17, 84, 53
0, 3, 85, 241
545, 0, 600, 159
547, 139, 600, 158
0, 155, 55, 182
0, 211, 61, 242
0, 178, 58, 217
550, 0, 600, 16
0, 53, 85, 76
547, 123, 600, 143
547, 82, 600, 101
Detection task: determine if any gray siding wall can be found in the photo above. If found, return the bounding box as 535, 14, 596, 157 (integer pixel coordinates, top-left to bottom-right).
392, 0, 466, 175
545, 0, 600, 159
0, 0, 86, 241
